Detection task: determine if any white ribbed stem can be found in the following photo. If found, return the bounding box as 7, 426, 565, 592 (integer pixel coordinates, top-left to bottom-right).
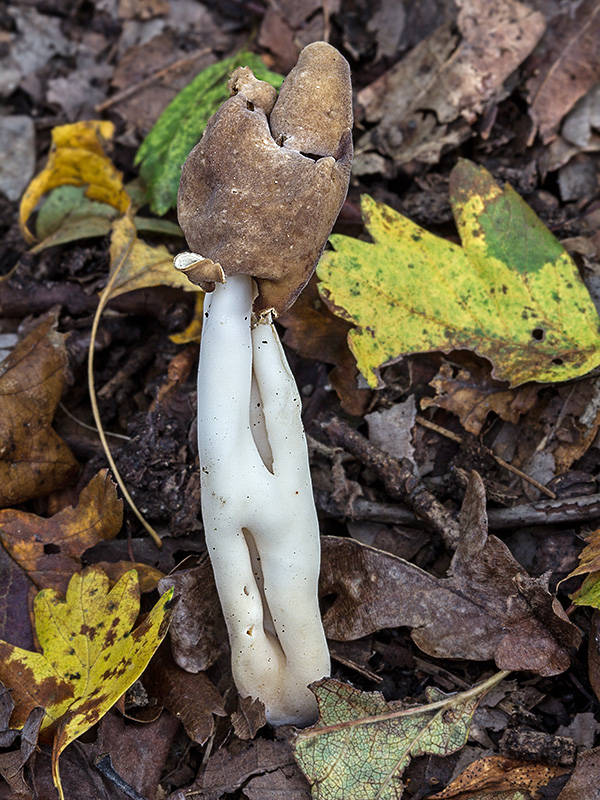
197, 273, 329, 726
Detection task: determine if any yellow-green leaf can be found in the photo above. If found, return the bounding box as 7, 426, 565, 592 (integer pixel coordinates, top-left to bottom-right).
19, 121, 130, 244
294, 679, 480, 800
107, 214, 200, 299
0, 567, 174, 800
318, 159, 600, 388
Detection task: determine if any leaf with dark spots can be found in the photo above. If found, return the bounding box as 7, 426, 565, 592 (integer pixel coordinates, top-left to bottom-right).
0, 312, 78, 507
0, 470, 121, 595
320, 472, 581, 676
0, 567, 173, 800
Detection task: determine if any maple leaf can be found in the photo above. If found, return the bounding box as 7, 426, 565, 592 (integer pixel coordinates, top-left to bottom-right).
318, 159, 600, 388
0, 567, 174, 800
19, 120, 130, 243
294, 676, 503, 800
0, 313, 78, 507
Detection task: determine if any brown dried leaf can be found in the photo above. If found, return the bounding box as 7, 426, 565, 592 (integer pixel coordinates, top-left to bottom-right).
0, 544, 35, 649
421, 361, 539, 436
278, 276, 372, 415
231, 695, 267, 740
0, 314, 78, 507
320, 472, 581, 676
356, 0, 544, 168
526, 0, 600, 143
0, 470, 123, 594
429, 755, 568, 798
158, 559, 228, 672
557, 747, 600, 800
177, 42, 353, 313
142, 644, 226, 745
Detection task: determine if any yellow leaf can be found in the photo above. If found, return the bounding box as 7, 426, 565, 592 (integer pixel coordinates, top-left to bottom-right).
0, 567, 174, 800
107, 214, 201, 299
19, 121, 130, 244
170, 292, 204, 344
318, 159, 600, 388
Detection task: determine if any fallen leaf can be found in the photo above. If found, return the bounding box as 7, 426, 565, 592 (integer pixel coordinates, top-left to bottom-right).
355, 0, 544, 170
320, 472, 581, 676
135, 52, 283, 215
526, 0, 600, 144
107, 213, 200, 299
0, 567, 174, 800
0, 313, 78, 507
158, 559, 227, 673
365, 396, 417, 462
19, 121, 130, 243
429, 755, 568, 799
565, 528, 600, 611
142, 643, 226, 745
318, 160, 600, 388
589, 612, 600, 704
231, 695, 267, 740
0, 544, 35, 649
97, 561, 163, 594
294, 679, 481, 800
0, 706, 44, 799
279, 275, 372, 415
421, 360, 539, 436
557, 746, 600, 800
0, 470, 123, 594
179, 739, 306, 800
32, 185, 117, 252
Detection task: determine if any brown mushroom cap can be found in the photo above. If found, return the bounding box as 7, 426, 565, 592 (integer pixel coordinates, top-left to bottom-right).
176, 41, 353, 314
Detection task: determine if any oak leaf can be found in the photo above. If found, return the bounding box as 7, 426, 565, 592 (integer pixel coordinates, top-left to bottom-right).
0, 567, 174, 800
294, 679, 482, 800
0, 314, 78, 507
19, 121, 130, 243
318, 160, 600, 388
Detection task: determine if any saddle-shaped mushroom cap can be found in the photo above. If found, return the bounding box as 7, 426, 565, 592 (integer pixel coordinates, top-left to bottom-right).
176, 41, 353, 314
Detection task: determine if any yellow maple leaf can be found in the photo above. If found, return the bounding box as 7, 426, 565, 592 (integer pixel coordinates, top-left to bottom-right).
0, 567, 174, 800
19, 120, 130, 244
318, 159, 600, 388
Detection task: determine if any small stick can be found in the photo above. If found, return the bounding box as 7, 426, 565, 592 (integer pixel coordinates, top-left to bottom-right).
95, 48, 211, 112
322, 417, 460, 548
415, 415, 557, 500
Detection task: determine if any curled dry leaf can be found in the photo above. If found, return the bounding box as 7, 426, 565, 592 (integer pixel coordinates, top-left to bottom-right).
0, 470, 122, 594
0, 313, 78, 507
0, 567, 174, 800
177, 41, 353, 314
19, 120, 130, 243
320, 472, 581, 676
429, 754, 568, 798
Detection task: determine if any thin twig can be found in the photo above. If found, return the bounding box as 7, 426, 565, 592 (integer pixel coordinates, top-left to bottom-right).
58, 401, 131, 441
322, 417, 460, 548
415, 415, 556, 500
88, 221, 162, 548
95, 48, 211, 112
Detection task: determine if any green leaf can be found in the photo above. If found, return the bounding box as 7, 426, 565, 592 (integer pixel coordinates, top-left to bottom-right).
294, 679, 481, 800
317, 159, 600, 388
135, 51, 283, 216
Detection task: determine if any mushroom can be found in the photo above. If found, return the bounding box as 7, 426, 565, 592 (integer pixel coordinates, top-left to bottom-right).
175, 42, 352, 725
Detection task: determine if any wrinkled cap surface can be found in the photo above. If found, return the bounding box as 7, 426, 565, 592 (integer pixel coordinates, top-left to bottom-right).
177, 41, 353, 314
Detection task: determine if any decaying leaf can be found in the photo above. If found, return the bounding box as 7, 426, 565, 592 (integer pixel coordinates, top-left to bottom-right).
107, 213, 201, 300
135, 51, 283, 215
19, 120, 130, 243
318, 160, 600, 388
557, 746, 600, 800
320, 472, 581, 676
566, 528, 600, 610
526, 0, 600, 144
355, 0, 545, 170
0, 567, 174, 800
421, 360, 539, 436
294, 679, 482, 800
0, 314, 78, 507
32, 185, 117, 252
177, 42, 353, 314
0, 470, 122, 594
429, 755, 568, 799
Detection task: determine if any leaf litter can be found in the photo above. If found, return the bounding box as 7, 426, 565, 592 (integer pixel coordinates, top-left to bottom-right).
1, 2, 600, 798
